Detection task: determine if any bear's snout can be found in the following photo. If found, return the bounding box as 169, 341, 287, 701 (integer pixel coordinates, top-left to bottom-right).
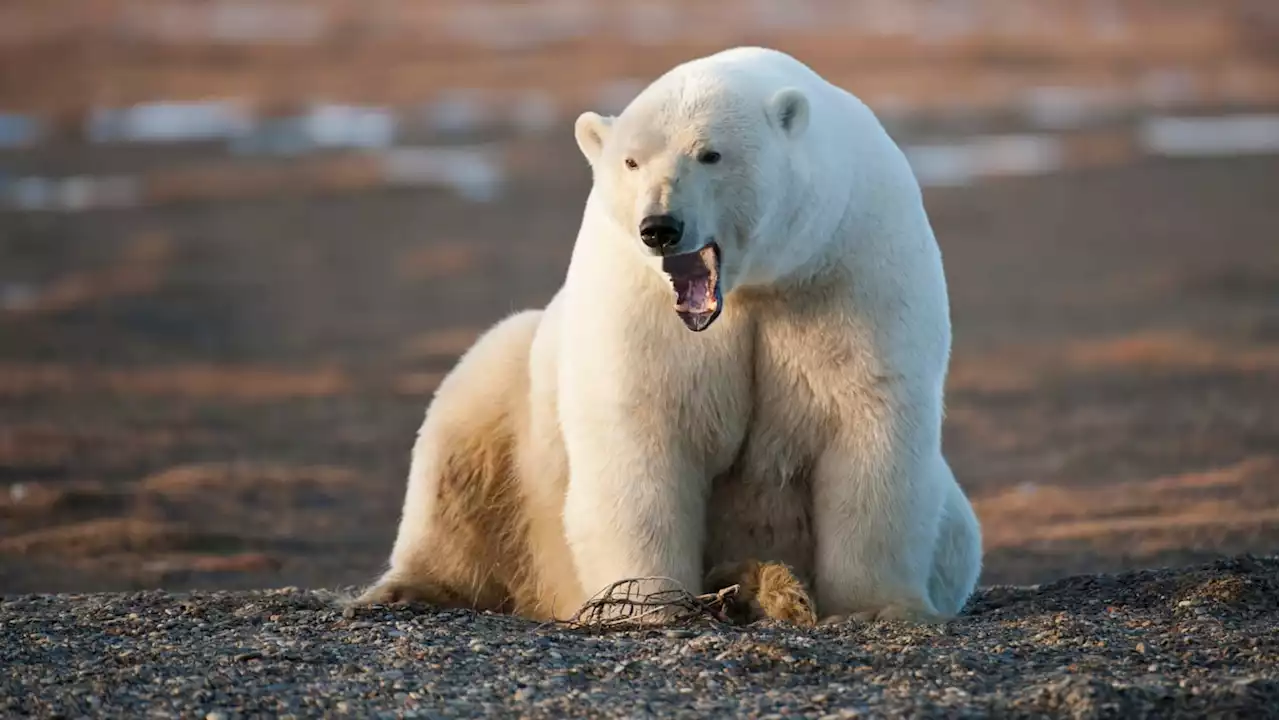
638, 214, 684, 251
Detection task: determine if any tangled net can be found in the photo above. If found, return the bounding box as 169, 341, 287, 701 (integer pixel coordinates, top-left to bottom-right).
552, 577, 742, 631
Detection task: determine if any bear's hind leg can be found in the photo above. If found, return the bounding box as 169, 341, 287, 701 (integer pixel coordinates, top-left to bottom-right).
349, 311, 545, 617
926, 462, 983, 617
348, 419, 529, 615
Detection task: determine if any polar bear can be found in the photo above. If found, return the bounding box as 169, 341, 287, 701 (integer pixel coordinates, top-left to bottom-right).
353, 46, 983, 625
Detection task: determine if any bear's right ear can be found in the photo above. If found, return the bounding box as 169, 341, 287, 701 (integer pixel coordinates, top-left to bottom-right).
574, 111, 613, 165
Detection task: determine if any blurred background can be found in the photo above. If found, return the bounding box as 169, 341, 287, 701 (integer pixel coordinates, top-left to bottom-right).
0, 0, 1275, 595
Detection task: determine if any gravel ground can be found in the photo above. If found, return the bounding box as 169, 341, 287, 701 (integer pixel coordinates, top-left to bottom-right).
3, 555, 1275, 719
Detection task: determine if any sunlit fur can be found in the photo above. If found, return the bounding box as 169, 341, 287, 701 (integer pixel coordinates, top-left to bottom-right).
353, 47, 983, 624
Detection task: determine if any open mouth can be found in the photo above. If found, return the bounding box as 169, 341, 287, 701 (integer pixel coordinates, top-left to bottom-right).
662, 242, 722, 332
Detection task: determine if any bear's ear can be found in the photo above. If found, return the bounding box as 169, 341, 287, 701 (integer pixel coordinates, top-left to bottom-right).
574, 111, 613, 165
767, 88, 809, 138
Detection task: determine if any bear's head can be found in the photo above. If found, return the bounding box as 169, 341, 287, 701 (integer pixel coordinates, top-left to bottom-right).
574, 71, 812, 332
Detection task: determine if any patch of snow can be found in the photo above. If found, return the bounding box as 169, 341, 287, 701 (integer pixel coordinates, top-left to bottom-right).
1138, 115, 1279, 157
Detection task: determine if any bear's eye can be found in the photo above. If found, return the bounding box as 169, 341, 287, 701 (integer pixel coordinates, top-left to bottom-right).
698, 150, 722, 165
624, 158, 639, 170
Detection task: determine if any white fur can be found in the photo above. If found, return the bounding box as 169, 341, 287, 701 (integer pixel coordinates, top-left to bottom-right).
371, 46, 982, 623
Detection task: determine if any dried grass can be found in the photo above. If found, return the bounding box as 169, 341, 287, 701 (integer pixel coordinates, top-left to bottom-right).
549, 577, 742, 632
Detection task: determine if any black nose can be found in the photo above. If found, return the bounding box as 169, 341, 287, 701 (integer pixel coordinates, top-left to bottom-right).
638, 214, 683, 249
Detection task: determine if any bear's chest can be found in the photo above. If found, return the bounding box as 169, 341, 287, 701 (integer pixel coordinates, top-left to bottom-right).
701, 314, 850, 587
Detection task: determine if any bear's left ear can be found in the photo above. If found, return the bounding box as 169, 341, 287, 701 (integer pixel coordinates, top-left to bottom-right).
574, 111, 614, 165
767, 88, 809, 138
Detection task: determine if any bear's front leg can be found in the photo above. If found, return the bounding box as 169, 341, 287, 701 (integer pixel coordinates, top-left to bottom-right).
811, 390, 950, 624
560, 423, 709, 619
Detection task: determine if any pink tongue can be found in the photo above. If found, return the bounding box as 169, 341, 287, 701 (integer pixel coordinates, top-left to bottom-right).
663, 250, 714, 312
662, 246, 720, 332
674, 275, 713, 313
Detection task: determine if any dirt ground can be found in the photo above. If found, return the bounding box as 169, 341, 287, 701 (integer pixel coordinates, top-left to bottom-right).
0, 143, 1275, 596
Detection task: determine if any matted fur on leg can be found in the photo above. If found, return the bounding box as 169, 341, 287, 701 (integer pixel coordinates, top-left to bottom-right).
706, 559, 818, 626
